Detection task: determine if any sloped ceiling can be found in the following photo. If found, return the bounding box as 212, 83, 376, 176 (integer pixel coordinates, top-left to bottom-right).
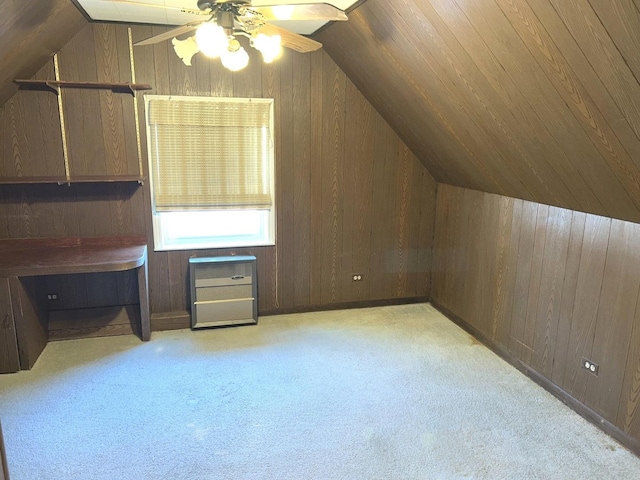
5, 0, 640, 224
0, 0, 87, 106
318, 0, 640, 223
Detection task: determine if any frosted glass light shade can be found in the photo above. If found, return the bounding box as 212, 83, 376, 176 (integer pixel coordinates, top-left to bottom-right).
221, 47, 250, 71
195, 23, 228, 58
252, 34, 282, 64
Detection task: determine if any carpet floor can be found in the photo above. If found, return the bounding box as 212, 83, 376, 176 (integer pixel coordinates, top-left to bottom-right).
0, 303, 638, 479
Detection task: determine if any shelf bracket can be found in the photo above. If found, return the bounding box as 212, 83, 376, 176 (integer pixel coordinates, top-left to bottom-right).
44, 81, 60, 95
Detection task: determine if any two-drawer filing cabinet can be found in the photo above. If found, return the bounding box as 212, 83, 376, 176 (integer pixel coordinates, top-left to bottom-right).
189, 256, 258, 329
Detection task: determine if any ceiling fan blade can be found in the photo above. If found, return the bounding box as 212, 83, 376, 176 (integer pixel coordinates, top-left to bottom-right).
250, 3, 347, 22
135, 22, 202, 46
260, 23, 322, 53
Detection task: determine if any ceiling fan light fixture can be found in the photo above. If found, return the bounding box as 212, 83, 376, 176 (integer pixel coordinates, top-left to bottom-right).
271, 5, 295, 20
172, 37, 200, 66
221, 46, 250, 71
195, 23, 229, 58
251, 33, 282, 64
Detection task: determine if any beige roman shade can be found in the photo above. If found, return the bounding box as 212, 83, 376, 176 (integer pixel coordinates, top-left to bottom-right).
146, 96, 274, 212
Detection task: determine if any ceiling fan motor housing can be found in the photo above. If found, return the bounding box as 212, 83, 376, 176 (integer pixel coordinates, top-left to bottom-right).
198, 0, 251, 10
217, 9, 235, 33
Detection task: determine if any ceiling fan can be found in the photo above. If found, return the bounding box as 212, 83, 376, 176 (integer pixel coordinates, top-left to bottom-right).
116, 1, 348, 70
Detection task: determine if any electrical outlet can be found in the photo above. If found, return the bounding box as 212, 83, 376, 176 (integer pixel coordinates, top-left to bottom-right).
582, 358, 599, 376
352, 274, 363, 281
47, 293, 59, 301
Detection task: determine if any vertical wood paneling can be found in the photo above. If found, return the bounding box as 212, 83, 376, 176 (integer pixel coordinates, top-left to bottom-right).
340, 85, 355, 300
308, 51, 324, 306
489, 195, 515, 346
562, 215, 610, 401
521, 205, 549, 366
259, 58, 280, 311
476, 193, 501, 337
0, 23, 436, 321
320, 51, 345, 304
1, 63, 64, 178
508, 201, 537, 359
291, 53, 311, 307
393, 144, 412, 297
530, 206, 571, 379
278, 51, 296, 307
417, 169, 437, 295
432, 185, 465, 309
131, 26, 172, 315
58, 26, 106, 177
551, 211, 587, 385
618, 290, 640, 438
433, 184, 640, 450
585, 220, 640, 421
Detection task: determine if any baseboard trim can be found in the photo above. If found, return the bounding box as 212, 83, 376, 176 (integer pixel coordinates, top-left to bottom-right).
430, 299, 640, 458
150, 297, 431, 332
151, 311, 190, 332
259, 297, 430, 317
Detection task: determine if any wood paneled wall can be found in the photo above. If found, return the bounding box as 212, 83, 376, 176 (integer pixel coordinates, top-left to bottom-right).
432, 183, 640, 447
0, 23, 436, 325
320, 0, 640, 224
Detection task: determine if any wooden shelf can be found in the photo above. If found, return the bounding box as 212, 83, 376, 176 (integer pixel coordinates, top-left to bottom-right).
0, 175, 146, 185
14, 79, 152, 95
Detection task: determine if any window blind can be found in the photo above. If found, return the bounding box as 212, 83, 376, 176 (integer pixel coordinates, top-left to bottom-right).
146, 96, 273, 212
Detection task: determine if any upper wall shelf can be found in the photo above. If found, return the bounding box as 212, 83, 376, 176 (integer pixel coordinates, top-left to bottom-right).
13, 79, 152, 96
0, 175, 146, 186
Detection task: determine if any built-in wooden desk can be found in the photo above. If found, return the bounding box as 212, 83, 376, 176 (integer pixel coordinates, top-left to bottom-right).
0, 236, 150, 374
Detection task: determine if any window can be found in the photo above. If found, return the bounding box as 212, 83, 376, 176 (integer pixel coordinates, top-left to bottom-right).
145, 95, 275, 251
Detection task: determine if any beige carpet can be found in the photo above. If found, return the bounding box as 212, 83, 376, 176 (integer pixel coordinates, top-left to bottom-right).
0, 303, 638, 479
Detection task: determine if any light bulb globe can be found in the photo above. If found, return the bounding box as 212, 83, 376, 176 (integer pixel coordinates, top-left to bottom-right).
195, 23, 228, 58
221, 46, 249, 71
252, 33, 282, 64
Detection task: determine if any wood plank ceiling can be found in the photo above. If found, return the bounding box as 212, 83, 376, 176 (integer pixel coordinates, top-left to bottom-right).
4, 0, 640, 225
0, 0, 87, 106
319, 0, 640, 224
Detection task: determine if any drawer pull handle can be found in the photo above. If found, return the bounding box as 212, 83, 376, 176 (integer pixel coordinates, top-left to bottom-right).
231, 275, 245, 280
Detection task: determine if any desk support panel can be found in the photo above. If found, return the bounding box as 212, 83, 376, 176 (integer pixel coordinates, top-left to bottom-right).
10, 277, 48, 370
138, 260, 150, 341
0, 279, 20, 374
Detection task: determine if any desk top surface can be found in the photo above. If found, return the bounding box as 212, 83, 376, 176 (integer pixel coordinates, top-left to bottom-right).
0, 235, 148, 277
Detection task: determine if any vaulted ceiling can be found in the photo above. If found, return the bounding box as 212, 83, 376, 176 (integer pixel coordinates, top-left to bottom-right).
318, 0, 640, 224
0, 0, 87, 105
4, 0, 640, 223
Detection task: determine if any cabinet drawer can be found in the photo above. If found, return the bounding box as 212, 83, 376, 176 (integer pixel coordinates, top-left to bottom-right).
195, 275, 252, 288
194, 299, 255, 328
196, 284, 253, 302
194, 262, 253, 287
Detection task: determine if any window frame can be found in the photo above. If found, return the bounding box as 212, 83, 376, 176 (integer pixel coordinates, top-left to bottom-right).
144, 95, 276, 252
